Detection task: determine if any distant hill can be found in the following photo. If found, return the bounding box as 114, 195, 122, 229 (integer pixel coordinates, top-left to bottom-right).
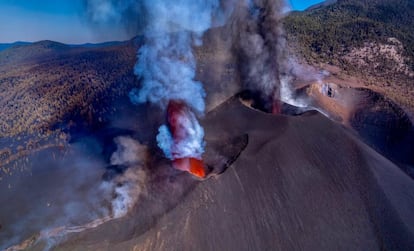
0, 40, 125, 53
0, 42, 31, 52
0, 40, 130, 66
69, 41, 125, 49
0, 41, 70, 66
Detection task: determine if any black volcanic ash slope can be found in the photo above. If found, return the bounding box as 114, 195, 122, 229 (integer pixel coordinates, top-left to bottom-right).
58, 97, 414, 251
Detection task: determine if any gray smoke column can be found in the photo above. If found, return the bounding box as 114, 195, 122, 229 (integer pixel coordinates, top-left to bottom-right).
232, 0, 287, 112
128, 0, 223, 162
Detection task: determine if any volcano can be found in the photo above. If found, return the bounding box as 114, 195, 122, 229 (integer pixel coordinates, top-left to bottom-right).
1, 1, 414, 249
52, 96, 414, 251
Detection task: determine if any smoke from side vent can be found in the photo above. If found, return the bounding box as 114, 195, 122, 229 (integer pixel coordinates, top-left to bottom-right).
231, 0, 287, 113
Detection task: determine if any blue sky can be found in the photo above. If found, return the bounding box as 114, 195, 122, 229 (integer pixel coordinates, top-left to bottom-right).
0, 0, 325, 44
289, 0, 325, 11
0, 0, 129, 43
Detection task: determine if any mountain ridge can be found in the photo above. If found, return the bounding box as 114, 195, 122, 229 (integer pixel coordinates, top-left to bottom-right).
0, 40, 127, 53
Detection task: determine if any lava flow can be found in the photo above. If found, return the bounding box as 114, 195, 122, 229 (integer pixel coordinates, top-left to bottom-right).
167, 101, 206, 178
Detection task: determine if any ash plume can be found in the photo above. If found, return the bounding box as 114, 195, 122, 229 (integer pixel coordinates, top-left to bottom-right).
231, 0, 287, 110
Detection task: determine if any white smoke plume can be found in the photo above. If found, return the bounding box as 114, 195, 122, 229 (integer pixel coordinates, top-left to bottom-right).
279, 57, 327, 108
104, 136, 147, 218
4, 137, 148, 251
129, 31, 206, 114
110, 136, 147, 166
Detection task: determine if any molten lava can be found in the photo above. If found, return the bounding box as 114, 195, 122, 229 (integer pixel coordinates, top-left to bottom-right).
172, 158, 206, 178
167, 101, 206, 178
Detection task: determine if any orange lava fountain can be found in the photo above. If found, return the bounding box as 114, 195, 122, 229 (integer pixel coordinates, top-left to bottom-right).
167, 101, 206, 178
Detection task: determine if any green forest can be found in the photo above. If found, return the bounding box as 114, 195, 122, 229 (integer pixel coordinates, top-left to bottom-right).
284, 0, 414, 69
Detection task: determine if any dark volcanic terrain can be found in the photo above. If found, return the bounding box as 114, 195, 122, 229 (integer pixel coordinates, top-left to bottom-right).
57, 97, 414, 251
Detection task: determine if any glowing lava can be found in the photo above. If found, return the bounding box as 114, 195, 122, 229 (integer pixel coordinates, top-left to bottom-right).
172, 157, 206, 178
167, 101, 206, 178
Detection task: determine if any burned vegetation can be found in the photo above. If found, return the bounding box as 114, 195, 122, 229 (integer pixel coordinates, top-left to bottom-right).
0, 40, 139, 138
